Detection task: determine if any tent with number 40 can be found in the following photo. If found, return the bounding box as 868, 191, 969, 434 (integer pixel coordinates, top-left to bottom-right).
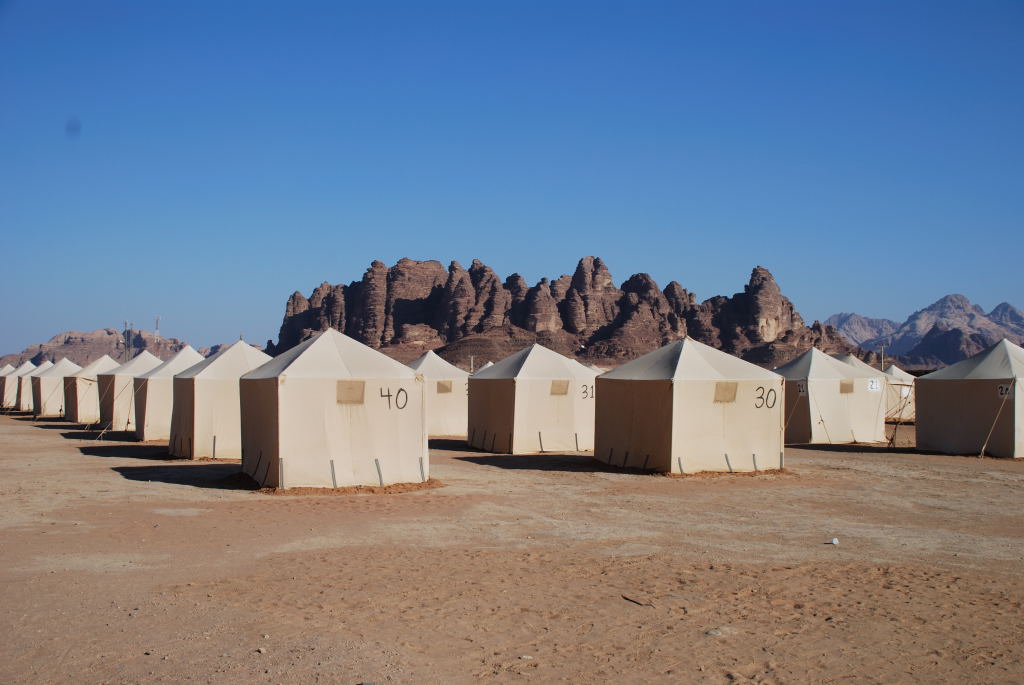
239, 329, 428, 489
916, 338, 1024, 458
594, 338, 785, 474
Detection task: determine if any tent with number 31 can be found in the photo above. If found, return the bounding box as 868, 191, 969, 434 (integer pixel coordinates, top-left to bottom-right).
239, 329, 428, 489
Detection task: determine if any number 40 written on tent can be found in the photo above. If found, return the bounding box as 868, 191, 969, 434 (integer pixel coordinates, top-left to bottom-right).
380, 387, 408, 410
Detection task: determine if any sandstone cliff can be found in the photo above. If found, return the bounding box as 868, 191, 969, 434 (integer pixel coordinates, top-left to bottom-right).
270, 257, 854, 368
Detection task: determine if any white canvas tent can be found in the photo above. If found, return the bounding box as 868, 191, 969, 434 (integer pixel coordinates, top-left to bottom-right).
0, 364, 14, 376
916, 339, 1024, 458
97, 351, 163, 432
595, 338, 784, 473
240, 329, 428, 489
1, 361, 34, 408
883, 364, 916, 422
169, 341, 271, 459
774, 348, 886, 444
32, 358, 82, 417
133, 346, 205, 442
468, 344, 598, 454
408, 350, 469, 437
64, 355, 121, 424
17, 361, 53, 412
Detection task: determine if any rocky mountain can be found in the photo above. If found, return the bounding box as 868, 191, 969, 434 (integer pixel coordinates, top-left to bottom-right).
271, 257, 856, 368
824, 313, 899, 347
827, 296, 1024, 368
0, 329, 198, 368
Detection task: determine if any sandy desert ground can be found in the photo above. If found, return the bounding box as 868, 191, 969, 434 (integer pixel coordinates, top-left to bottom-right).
0, 414, 1022, 684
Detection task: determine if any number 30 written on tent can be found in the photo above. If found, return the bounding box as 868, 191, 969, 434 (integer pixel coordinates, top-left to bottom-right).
380, 387, 408, 410
754, 386, 777, 409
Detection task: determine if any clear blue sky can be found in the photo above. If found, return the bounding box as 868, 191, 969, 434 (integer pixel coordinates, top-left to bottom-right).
1, 1, 1021, 353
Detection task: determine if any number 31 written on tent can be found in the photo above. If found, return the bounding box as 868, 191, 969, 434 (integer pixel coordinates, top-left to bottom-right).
380, 387, 408, 410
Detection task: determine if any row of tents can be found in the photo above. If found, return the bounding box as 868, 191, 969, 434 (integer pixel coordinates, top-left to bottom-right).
1, 333, 1021, 490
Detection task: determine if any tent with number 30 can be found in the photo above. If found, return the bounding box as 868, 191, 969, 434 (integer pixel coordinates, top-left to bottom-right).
594, 338, 784, 474
916, 338, 1023, 458
239, 329, 428, 489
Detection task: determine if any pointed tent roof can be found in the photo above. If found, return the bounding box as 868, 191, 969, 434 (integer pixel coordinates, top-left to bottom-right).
883, 364, 915, 382
37, 358, 83, 378
831, 353, 885, 377
0, 364, 15, 376
919, 339, 1024, 380
71, 355, 121, 379
603, 338, 780, 381
137, 346, 205, 379
24, 360, 54, 378
9, 361, 37, 377
243, 329, 415, 380
408, 350, 469, 378
774, 347, 879, 381
177, 340, 272, 380
474, 344, 597, 380
585, 363, 607, 373
476, 361, 494, 372
99, 350, 163, 378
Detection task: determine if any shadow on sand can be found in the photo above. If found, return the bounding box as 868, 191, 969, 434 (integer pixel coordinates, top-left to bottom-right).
786, 442, 910, 455
78, 444, 176, 460
455, 452, 653, 475
428, 438, 480, 453
111, 463, 258, 490
62, 429, 136, 442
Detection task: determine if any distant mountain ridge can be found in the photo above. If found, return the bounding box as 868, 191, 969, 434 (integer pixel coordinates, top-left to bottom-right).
0, 329, 213, 368
823, 313, 899, 347
828, 296, 1024, 367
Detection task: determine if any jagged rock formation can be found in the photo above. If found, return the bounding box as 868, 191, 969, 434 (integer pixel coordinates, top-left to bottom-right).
825, 313, 900, 347
0, 329, 196, 368
271, 257, 854, 368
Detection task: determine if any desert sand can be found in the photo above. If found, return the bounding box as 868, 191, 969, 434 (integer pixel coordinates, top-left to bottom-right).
0, 414, 1022, 684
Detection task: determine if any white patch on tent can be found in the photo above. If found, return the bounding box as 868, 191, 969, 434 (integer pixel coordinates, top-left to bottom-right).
867, 378, 881, 392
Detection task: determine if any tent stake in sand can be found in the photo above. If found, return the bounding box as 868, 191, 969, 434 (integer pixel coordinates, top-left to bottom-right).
538, 431, 544, 452
622, 451, 630, 468
677, 457, 684, 474
278, 458, 285, 489
419, 457, 426, 482
212, 435, 217, 460
724, 453, 733, 473
574, 432, 579, 451
752, 453, 758, 471
374, 458, 384, 486
329, 459, 337, 488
